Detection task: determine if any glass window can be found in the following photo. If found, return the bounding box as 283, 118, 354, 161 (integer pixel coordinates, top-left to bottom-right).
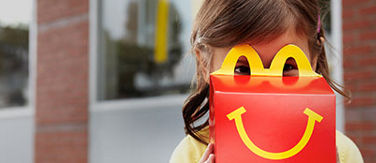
0, 0, 31, 109
97, 0, 195, 101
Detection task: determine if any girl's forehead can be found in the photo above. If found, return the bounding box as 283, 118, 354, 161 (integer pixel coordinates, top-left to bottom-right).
250, 25, 307, 50
210, 26, 311, 71
223, 26, 311, 68
251, 26, 308, 50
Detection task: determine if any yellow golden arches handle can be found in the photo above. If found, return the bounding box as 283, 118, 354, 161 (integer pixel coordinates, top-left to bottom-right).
268, 45, 320, 77
211, 44, 265, 76
227, 107, 323, 160
211, 44, 322, 77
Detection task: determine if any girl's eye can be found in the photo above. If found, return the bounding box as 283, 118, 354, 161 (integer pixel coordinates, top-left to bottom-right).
235, 65, 250, 75
283, 64, 295, 72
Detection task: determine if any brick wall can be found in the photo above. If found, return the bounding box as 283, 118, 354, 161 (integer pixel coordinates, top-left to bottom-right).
36, 0, 89, 162
343, 0, 376, 162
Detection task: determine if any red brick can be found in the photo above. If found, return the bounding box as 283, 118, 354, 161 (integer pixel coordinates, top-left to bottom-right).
343, 70, 372, 80
359, 30, 376, 41
343, 0, 371, 7
343, 33, 356, 45
362, 135, 376, 144
343, 19, 371, 31
359, 55, 376, 65
37, 0, 89, 24
348, 136, 360, 144
358, 147, 376, 159
357, 83, 376, 92
343, 9, 356, 19
36, 20, 89, 125
36, 1, 89, 163
346, 122, 376, 131
346, 97, 376, 107
37, 21, 88, 57
342, 84, 352, 92
343, 59, 356, 67
343, 45, 372, 56
364, 157, 376, 163
359, 6, 376, 15
342, 1, 376, 162
35, 130, 87, 163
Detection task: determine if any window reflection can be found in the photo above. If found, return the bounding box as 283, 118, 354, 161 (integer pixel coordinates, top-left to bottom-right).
0, 25, 29, 108
0, 0, 30, 109
98, 0, 194, 100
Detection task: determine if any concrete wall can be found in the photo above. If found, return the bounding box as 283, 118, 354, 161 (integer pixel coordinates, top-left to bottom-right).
0, 114, 33, 163
90, 105, 185, 163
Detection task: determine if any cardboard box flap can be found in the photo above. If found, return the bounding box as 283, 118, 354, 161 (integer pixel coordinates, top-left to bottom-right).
210, 75, 334, 95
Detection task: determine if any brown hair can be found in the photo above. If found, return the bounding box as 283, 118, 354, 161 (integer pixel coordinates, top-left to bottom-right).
183, 0, 349, 144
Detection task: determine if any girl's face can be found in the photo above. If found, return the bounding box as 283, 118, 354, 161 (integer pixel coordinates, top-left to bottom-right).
209, 26, 318, 77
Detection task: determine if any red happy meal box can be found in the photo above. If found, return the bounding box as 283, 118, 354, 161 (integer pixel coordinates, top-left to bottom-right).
209, 44, 336, 163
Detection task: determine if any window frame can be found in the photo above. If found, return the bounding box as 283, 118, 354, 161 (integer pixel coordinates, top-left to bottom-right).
330, 0, 345, 132
0, 0, 36, 119
89, 0, 189, 112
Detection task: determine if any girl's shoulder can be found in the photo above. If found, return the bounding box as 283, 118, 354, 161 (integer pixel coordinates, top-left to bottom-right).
336, 130, 364, 163
169, 127, 209, 163
170, 128, 363, 163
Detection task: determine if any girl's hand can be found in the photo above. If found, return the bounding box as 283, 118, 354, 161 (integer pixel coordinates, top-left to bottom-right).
199, 143, 215, 163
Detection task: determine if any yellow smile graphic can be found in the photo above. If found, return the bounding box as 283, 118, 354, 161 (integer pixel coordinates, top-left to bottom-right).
227, 107, 323, 160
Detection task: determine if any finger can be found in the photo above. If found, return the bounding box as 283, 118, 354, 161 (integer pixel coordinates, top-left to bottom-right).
199, 143, 213, 162
199, 143, 214, 163
207, 154, 215, 163
204, 143, 214, 157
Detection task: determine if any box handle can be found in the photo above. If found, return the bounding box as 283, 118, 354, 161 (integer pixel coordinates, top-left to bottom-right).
211, 44, 321, 77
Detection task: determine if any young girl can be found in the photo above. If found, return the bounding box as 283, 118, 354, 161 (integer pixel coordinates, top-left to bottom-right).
170, 0, 363, 162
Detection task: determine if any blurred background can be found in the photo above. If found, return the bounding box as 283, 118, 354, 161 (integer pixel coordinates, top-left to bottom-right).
0, 0, 375, 162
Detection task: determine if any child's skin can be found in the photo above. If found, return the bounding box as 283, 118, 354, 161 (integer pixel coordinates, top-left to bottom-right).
197, 25, 322, 163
